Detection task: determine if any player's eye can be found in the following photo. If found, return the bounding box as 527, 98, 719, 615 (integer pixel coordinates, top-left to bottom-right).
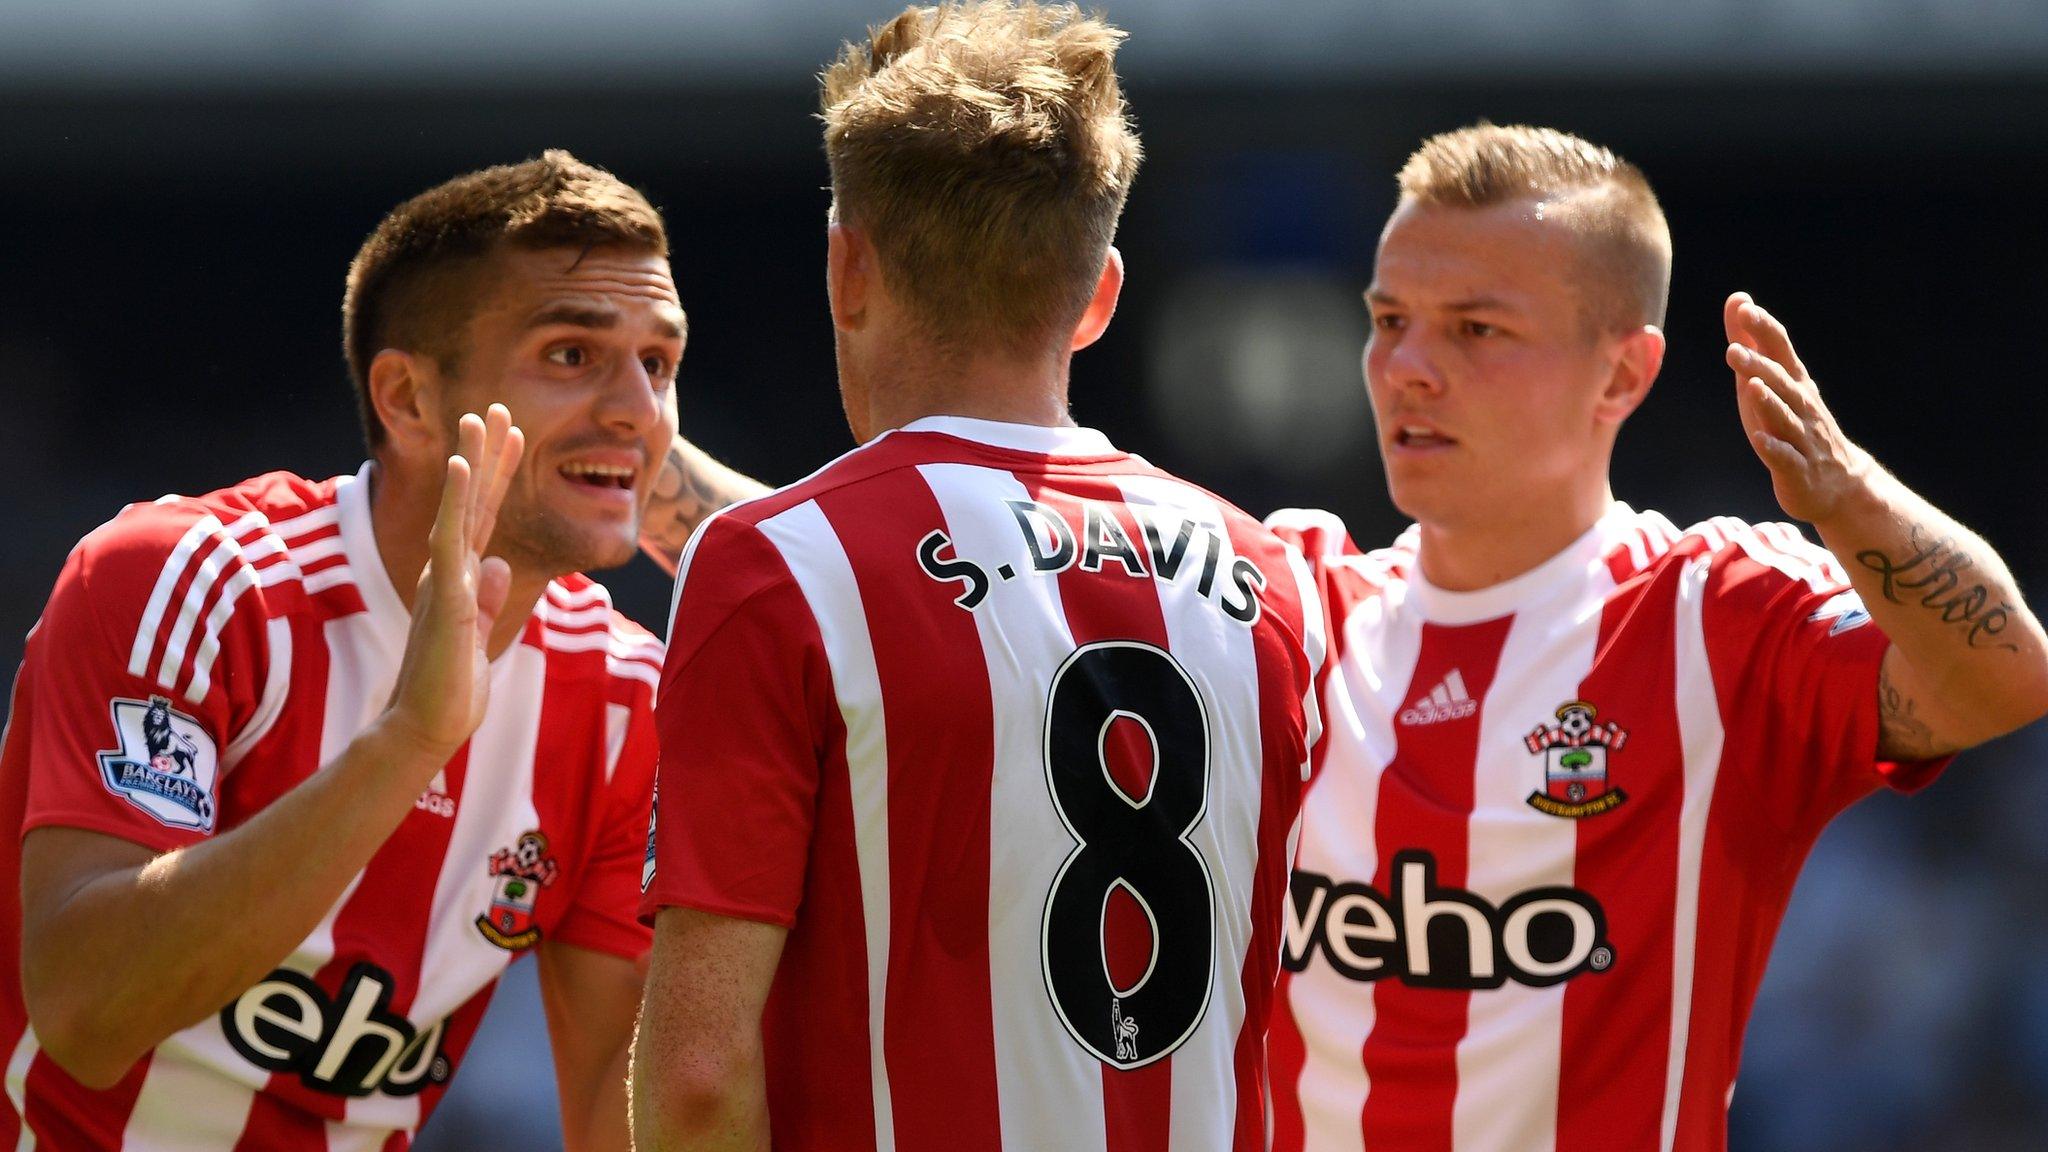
546, 346, 587, 368
1462, 320, 1498, 338
1371, 313, 1404, 333
641, 354, 671, 379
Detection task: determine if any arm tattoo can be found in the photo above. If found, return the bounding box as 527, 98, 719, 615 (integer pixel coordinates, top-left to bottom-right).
641, 442, 742, 568
1856, 526, 2021, 651
1877, 661, 1943, 760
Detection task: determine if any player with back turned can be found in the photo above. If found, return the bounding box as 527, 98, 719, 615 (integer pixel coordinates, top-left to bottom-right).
1, 152, 688, 1150
1263, 125, 2048, 1151
631, 4, 1324, 1150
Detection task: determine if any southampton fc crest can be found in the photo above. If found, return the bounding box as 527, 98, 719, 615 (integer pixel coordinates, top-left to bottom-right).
476, 831, 559, 951
1524, 701, 1628, 819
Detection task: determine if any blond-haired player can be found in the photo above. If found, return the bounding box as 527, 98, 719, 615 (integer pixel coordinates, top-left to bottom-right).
631, 5, 1325, 1150
1264, 123, 2048, 1151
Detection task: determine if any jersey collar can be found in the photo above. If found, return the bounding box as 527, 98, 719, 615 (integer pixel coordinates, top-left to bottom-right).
1405, 502, 1642, 625
896, 415, 1118, 458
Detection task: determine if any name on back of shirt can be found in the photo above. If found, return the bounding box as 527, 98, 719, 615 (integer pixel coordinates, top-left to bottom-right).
916, 497, 1266, 625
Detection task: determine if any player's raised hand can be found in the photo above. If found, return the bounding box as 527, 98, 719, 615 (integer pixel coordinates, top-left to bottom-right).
386, 404, 525, 755
1724, 292, 1875, 526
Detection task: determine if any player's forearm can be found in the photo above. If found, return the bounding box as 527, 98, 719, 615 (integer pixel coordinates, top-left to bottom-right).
639, 436, 770, 575
21, 718, 455, 1087
1812, 463, 2048, 748
561, 1042, 634, 1152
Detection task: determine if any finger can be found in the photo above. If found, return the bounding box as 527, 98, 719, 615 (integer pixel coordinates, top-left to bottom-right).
1732, 298, 1809, 381
1723, 292, 1754, 348
455, 412, 487, 546
1727, 343, 1813, 417
474, 555, 512, 639
431, 453, 473, 580
1738, 375, 1806, 450
472, 404, 512, 550
1749, 429, 1805, 474
474, 425, 525, 554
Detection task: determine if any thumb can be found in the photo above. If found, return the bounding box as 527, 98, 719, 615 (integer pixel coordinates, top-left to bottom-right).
474, 556, 512, 638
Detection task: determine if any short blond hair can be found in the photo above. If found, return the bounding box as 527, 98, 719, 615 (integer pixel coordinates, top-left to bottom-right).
1397, 124, 1671, 331
821, 2, 1142, 355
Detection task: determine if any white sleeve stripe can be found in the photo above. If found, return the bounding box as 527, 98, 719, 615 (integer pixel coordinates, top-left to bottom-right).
184, 564, 261, 704
301, 566, 356, 595
546, 602, 614, 629
264, 503, 341, 543
601, 701, 634, 784
224, 616, 293, 768
287, 534, 346, 566
156, 534, 246, 689
127, 515, 226, 679
605, 656, 662, 689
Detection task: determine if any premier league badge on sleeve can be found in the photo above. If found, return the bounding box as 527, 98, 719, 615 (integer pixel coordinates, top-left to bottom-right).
476, 831, 559, 951
97, 695, 220, 832
1525, 701, 1629, 819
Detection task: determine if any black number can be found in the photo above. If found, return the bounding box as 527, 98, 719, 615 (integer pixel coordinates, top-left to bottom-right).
1041, 641, 1215, 1069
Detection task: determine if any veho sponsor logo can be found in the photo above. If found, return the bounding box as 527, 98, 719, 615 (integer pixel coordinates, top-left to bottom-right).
1283, 852, 1613, 989
221, 963, 451, 1097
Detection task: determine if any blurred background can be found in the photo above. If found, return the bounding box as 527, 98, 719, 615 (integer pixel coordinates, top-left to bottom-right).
4, 0, 2046, 1147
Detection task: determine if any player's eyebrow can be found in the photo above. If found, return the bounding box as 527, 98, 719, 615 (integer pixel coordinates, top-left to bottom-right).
1366, 288, 1519, 314
524, 304, 619, 332
523, 304, 685, 341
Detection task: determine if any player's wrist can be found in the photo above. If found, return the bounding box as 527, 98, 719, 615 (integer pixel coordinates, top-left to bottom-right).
363, 711, 466, 773
1806, 443, 1888, 533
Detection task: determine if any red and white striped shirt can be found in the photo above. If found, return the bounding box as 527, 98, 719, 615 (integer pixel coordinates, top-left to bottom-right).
1263, 503, 1946, 1152
642, 416, 1324, 1152
1, 465, 659, 1151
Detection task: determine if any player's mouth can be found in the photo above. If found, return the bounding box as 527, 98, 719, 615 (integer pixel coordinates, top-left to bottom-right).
1391, 424, 1458, 452
555, 458, 642, 506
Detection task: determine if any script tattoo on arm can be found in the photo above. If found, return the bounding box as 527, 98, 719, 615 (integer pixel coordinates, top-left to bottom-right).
1876, 659, 1944, 760
1856, 526, 2022, 652
640, 440, 751, 574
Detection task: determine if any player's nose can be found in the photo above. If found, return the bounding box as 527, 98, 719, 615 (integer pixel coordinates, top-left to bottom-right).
1373, 330, 1446, 397
593, 354, 664, 434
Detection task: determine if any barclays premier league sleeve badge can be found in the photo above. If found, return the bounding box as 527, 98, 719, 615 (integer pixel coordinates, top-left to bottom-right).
97, 695, 220, 832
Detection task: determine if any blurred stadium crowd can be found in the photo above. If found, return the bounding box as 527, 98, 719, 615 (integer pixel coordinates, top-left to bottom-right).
3, 2, 2046, 1147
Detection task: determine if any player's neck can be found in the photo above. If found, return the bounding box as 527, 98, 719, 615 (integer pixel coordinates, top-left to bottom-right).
1415, 482, 1617, 593
860, 340, 1077, 434
366, 460, 544, 659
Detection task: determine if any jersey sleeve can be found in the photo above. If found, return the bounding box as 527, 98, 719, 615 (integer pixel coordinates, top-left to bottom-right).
1698, 521, 1950, 829
638, 515, 835, 929
550, 674, 659, 960
20, 502, 274, 855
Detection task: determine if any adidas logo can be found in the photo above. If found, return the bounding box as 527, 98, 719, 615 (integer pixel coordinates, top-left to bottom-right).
1399, 669, 1476, 726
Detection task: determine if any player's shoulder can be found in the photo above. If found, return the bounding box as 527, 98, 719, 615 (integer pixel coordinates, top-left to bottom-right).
66, 470, 344, 599
536, 574, 664, 698
1647, 512, 1851, 593
1264, 507, 1419, 590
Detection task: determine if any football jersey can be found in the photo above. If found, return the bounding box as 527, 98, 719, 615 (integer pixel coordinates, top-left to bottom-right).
1262, 503, 1948, 1152
1, 465, 660, 1151
641, 416, 1324, 1152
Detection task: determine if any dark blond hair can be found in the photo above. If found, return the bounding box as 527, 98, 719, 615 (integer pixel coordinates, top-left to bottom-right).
342, 150, 667, 447
820, 2, 1142, 355
1398, 124, 1671, 331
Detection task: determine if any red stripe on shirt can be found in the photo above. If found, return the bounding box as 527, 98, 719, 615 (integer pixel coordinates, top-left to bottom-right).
1555, 562, 1682, 1148
816, 472, 1004, 1152
1357, 615, 1514, 1152
1229, 531, 1315, 1152
22, 1051, 151, 1150
1024, 476, 1176, 1152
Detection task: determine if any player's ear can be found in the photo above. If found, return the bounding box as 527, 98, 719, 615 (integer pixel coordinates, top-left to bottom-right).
827, 220, 871, 334
367, 349, 443, 456
1595, 324, 1665, 426
1070, 246, 1125, 353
